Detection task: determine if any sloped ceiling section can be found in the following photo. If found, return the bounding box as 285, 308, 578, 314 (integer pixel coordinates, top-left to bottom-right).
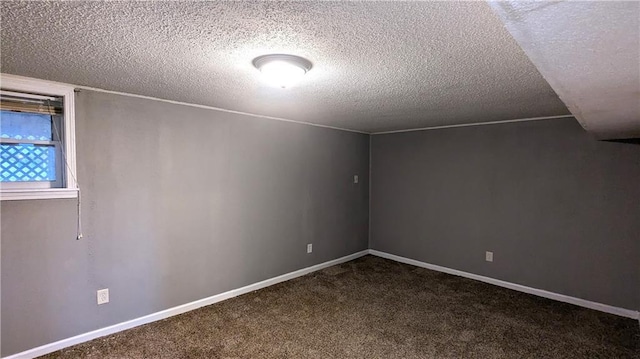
490, 1, 640, 140
0, 1, 569, 133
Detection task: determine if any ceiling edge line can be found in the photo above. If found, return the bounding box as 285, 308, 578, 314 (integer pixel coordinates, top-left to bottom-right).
74, 85, 369, 135
1, 74, 368, 134
371, 115, 575, 135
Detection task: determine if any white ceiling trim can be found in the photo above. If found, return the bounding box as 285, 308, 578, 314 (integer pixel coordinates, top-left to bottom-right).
80, 84, 576, 136
75, 84, 369, 134
1, 72, 365, 134
371, 115, 575, 135
0, 74, 575, 136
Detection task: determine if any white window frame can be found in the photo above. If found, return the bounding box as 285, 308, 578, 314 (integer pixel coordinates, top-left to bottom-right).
0, 74, 78, 200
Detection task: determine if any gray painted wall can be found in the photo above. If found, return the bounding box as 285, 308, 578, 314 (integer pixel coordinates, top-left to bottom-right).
370, 118, 639, 311
1, 90, 370, 356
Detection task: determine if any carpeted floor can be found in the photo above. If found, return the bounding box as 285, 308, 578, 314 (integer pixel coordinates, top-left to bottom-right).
42, 255, 639, 358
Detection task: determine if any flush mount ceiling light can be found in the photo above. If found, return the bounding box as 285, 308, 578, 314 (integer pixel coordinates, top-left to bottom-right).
253, 54, 313, 88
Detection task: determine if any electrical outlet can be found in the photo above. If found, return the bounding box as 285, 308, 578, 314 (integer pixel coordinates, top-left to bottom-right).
353, 175, 359, 184
485, 251, 493, 262
97, 288, 109, 305
307, 243, 313, 253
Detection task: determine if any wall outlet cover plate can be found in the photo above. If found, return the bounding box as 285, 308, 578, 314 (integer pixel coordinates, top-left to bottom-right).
97, 288, 109, 305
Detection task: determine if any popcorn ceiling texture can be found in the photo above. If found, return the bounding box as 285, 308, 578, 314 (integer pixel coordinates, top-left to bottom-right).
1, 1, 569, 133
490, 1, 640, 140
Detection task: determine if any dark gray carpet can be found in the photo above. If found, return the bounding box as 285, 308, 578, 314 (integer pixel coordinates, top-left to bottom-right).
42, 255, 639, 358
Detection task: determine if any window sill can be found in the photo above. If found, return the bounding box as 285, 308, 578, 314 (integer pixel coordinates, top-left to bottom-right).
0, 188, 78, 201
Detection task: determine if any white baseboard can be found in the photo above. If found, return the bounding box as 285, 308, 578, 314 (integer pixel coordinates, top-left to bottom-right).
368, 249, 639, 320
3, 250, 369, 359
5, 248, 637, 358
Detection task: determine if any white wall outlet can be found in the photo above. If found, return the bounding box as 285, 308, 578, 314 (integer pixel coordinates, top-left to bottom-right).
307, 243, 313, 253
97, 288, 109, 305
485, 251, 493, 262
353, 175, 359, 184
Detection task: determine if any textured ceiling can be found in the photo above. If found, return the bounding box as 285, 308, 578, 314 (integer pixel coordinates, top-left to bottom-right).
490, 1, 640, 140
0, 1, 569, 133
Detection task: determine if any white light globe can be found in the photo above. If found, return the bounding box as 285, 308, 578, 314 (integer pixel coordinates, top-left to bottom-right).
260, 61, 306, 88
253, 54, 313, 89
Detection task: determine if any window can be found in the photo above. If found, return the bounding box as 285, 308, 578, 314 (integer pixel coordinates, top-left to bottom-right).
0, 74, 77, 200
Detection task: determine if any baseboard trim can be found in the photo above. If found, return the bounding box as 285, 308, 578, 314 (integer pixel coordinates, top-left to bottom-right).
6, 249, 637, 358
368, 249, 639, 320
3, 250, 369, 359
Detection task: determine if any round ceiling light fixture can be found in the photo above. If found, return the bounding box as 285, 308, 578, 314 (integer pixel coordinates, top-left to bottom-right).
252, 54, 313, 88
